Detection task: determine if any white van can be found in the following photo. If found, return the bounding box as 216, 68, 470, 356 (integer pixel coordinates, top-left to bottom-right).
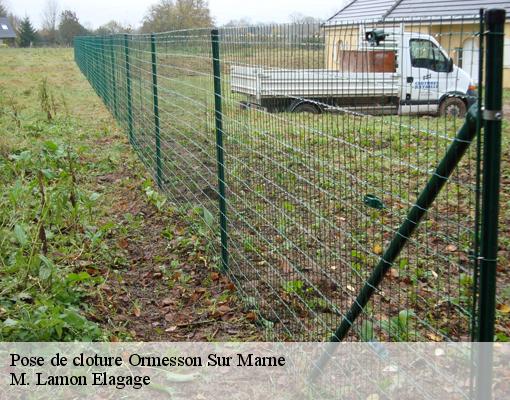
231, 29, 477, 117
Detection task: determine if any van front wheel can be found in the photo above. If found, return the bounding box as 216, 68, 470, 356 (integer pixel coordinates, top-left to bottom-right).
439, 97, 467, 118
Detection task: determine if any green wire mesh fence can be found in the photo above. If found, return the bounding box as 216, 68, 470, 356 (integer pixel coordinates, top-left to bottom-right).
74, 11, 505, 342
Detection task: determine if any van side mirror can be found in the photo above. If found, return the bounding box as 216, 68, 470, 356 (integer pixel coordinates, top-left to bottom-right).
448, 58, 454, 73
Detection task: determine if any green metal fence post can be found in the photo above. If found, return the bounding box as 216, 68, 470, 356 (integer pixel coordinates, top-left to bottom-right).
470, 7, 485, 343
124, 34, 134, 147
476, 10, 505, 400
99, 36, 106, 103
477, 7, 505, 343
109, 35, 118, 119
211, 29, 229, 273
150, 33, 163, 189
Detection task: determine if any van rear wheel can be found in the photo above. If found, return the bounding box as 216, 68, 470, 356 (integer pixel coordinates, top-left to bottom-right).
290, 102, 322, 114
439, 97, 466, 118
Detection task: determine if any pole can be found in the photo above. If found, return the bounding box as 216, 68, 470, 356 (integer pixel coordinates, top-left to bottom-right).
110, 35, 118, 119
124, 34, 134, 147
211, 29, 229, 272
151, 33, 163, 189
100, 36, 106, 103
476, 8, 505, 400
477, 7, 505, 343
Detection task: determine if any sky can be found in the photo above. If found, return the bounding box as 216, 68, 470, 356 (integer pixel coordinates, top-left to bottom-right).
5, 0, 344, 30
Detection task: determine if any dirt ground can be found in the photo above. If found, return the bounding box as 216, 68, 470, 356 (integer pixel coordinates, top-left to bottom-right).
86, 160, 262, 341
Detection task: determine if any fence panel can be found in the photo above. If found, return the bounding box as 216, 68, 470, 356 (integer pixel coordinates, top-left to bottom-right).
74, 10, 505, 343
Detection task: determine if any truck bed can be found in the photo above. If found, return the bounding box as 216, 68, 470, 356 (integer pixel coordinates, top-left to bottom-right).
230, 66, 402, 100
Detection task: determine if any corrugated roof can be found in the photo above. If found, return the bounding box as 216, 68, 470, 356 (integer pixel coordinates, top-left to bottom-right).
327, 0, 396, 23
0, 17, 16, 39
326, 0, 510, 25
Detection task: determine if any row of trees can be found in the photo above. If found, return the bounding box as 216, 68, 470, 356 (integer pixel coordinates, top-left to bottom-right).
0, 0, 87, 47
1, 0, 213, 47
1, 0, 320, 48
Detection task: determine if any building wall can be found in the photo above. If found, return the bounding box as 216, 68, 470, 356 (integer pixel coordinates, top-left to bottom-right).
325, 26, 360, 70
0, 38, 15, 47
325, 21, 510, 88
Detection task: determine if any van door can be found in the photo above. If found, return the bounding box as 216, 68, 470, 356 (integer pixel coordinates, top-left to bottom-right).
402, 38, 452, 114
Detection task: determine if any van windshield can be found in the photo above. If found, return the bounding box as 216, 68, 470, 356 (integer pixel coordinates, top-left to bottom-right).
410, 39, 450, 72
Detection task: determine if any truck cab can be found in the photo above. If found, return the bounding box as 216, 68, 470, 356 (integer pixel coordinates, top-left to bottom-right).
394, 31, 476, 116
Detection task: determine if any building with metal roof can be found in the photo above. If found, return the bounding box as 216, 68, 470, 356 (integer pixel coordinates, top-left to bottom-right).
0, 17, 16, 45
326, 0, 510, 25
324, 0, 510, 87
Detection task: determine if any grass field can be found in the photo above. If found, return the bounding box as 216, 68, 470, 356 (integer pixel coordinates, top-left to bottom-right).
0, 48, 260, 341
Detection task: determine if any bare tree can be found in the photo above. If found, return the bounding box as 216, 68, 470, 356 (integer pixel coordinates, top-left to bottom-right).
141, 0, 213, 33
0, 1, 8, 17
96, 20, 132, 35
41, 0, 59, 44
223, 18, 252, 28
58, 10, 88, 46
289, 12, 320, 24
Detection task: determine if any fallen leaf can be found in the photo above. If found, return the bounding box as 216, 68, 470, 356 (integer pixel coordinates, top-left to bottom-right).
210, 272, 220, 281
133, 307, 141, 317
459, 253, 469, 262
77, 260, 94, 267
373, 244, 383, 255
221, 313, 234, 321
161, 298, 174, 306
427, 332, 442, 341
390, 268, 399, 278
446, 244, 458, 252
217, 305, 231, 315
165, 326, 178, 332
279, 258, 293, 273
497, 304, 510, 313
117, 238, 129, 249
86, 267, 100, 276
190, 291, 202, 302
246, 312, 257, 322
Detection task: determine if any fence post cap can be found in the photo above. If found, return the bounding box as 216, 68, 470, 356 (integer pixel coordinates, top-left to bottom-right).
485, 8, 506, 25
